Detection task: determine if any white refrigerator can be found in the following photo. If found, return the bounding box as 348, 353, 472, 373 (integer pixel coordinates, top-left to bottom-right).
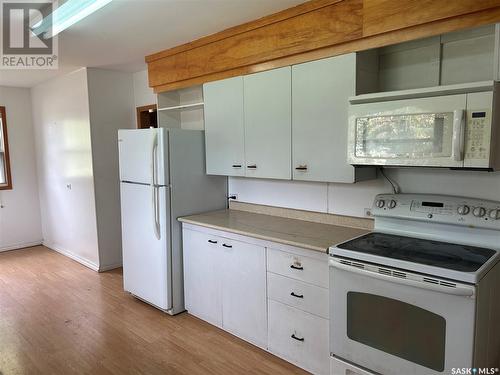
118, 128, 227, 315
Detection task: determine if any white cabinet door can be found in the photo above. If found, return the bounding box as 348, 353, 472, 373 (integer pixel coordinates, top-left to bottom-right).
182, 229, 222, 327
292, 54, 356, 182
244, 67, 292, 179
203, 77, 245, 176
220, 237, 267, 349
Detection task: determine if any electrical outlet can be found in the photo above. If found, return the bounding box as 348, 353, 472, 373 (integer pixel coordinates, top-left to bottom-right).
364, 208, 372, 217
228, 193, 238, 200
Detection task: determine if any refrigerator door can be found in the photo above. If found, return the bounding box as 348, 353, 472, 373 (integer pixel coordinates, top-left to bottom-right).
120, 182, 171, 310
118, 128, 168, 185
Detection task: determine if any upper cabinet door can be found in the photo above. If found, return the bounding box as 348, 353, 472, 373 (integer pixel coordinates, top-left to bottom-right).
244, 67, 292, 180
292, 54, 356, 183
204, 77, 245, 176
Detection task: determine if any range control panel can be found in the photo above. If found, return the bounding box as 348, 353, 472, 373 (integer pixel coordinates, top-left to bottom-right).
372, 193, 500, 230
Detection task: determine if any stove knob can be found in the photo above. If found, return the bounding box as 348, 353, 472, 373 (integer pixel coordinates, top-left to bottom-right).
388, 200, 397, 209
376, 199, 385, 208
489, 209, 500, 220
457, 205, 470, 215
473, 207, 486, 218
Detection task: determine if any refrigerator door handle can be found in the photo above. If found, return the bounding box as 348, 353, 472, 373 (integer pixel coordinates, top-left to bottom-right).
151, 133, 161, 240
152, 185, 161, 240
151, 133, 158, 186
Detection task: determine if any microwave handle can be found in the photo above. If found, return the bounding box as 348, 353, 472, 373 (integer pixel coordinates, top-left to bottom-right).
452, 109, 466, 161
329, 259, 474, 297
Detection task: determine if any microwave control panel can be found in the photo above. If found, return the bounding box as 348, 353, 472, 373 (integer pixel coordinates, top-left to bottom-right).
372, 193, 500, 230
464, 108, 491, 162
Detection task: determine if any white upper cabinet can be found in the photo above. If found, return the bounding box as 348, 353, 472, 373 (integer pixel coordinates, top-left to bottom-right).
244, 67, 292, 180
292, 54, 355, 182
204, 77, 245, 176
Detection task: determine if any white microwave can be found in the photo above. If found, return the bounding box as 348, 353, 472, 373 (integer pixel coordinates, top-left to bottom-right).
348, 83, 500, 169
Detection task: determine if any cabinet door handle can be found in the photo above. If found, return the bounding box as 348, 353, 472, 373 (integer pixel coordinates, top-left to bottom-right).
290, 264, 303, 270
291, 334, 305, 342
222, 244, 232, 248
232, 164, 242, 168
247, 164, 257, 169
295, 165, 308, 171
208, 240, 217, 244
290, 292, 304, 299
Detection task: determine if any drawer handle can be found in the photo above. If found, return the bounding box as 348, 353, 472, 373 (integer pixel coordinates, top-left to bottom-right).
222, 244, 232, 248
290, 292, 304, 299
295, 165, 308, 171
290, 264, 303, 270
291, 334, 305, 342
247, 164, 257, 169
232, 164, 242, 168
208, 240, 218, 244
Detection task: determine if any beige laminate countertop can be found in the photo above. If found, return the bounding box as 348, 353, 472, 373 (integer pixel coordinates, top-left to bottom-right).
178, 209, 370, 253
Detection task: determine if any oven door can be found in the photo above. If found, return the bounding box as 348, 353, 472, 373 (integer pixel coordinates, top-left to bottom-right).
330, 258, 476, 375
348, 94, 466, 167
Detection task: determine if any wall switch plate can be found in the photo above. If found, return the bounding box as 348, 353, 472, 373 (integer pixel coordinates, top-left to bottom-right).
364, 208, 372, 217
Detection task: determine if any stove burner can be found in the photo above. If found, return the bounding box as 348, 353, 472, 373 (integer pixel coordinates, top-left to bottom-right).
337, 232, 496, 272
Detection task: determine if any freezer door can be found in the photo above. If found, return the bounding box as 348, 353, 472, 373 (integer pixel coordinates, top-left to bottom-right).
120, 182, 171, 310
118, 128, 168, 185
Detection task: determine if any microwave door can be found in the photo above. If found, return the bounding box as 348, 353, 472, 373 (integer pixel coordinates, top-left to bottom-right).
351, 111, 465, 167
348, 95, 468, 168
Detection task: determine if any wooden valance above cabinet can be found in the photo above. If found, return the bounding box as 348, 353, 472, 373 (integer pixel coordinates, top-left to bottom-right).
146, 0, 500, 93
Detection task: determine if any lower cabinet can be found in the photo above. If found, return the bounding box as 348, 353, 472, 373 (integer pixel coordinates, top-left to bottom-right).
183, 228, 222, 327
182, 224, 330, 375
220, 237, 267, 348
182, 228, 267, 348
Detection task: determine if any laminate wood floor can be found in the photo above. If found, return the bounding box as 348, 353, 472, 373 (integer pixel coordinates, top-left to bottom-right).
0, 246, 307, 375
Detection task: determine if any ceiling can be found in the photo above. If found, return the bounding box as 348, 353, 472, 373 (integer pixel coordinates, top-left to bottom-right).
0, 0, 305, 88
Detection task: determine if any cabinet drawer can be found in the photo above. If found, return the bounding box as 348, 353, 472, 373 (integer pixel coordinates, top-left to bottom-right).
331, 357, 376, 375
268, 300, 329, 375
267, 272, 329, 319
267, 248, 329, 288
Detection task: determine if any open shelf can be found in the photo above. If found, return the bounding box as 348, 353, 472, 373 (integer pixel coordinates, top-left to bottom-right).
157, 85, 205, 130
350, 80, 494, 104
353, 24, 498, 100
158, 102, 204, 111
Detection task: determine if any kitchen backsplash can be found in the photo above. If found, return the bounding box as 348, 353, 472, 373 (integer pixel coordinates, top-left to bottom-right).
228, 168, 500, 218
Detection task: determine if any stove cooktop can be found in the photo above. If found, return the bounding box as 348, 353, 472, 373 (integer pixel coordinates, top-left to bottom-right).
336, 232, 496, 273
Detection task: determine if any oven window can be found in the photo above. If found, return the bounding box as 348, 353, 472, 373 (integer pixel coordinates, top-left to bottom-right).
355, 112, 453, 159
347, 292, 446, 372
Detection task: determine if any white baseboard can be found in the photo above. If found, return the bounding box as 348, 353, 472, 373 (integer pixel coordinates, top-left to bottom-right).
99, 262, 122, 272
0, 240, 43, 253
44, 242, 99, 272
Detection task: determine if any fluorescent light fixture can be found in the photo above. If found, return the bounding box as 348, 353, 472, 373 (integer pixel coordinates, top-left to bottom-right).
32, 0, 113, 39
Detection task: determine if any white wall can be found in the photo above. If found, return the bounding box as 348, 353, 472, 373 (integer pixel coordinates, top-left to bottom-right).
229, 168, 500, 218
87, 68, 135, 270
0, 86, 42, 251
133, 70, 156, 108
31, 69, 100, 269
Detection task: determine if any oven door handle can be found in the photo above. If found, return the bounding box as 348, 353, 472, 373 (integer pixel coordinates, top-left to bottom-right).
329, 260, 474, 297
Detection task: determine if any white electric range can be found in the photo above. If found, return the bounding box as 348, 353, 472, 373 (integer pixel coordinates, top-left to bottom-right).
329, 194, 500, 375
